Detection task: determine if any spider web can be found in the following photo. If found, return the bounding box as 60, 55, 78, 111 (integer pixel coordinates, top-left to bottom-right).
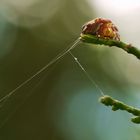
0, 38, 105, 128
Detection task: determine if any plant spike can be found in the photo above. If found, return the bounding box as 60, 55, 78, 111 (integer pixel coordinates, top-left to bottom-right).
80, 34, 140, 59
99, 95, 140, 124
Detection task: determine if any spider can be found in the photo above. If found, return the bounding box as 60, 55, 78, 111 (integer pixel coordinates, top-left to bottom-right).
82, 18, 120, 41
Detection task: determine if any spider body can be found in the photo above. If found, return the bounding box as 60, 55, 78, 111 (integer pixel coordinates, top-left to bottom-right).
82, 18, 120, 41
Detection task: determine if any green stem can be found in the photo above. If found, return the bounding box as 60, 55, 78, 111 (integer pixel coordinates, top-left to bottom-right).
99, 95, 140, 124
80, 34, 140, 124
80, 34, 140, 59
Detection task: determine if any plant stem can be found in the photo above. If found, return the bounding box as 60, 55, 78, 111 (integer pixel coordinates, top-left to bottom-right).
80, 33, 140, 124
80, 34, 140, 59
99, 95, 140, 124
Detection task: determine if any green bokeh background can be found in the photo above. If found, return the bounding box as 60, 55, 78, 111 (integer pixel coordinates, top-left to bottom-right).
0, 0, 140, 140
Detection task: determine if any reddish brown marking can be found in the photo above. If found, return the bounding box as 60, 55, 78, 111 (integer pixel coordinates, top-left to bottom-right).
82, 18, 120, 41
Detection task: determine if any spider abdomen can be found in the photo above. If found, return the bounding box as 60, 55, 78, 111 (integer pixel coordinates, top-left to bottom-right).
82, 18, 120, 41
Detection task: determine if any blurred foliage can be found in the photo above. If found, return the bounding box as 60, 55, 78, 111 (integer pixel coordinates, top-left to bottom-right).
0, 0, 139, 140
